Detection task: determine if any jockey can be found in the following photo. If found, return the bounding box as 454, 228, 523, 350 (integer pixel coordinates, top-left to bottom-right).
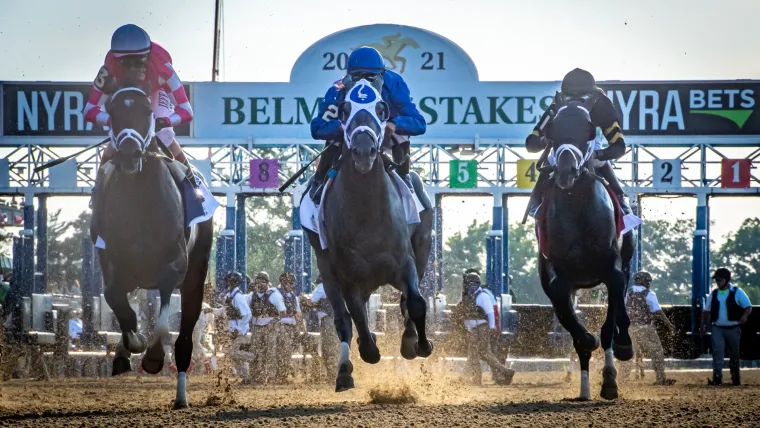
525, 68, 631, 216
84, 24, 194, 169
310, 46, 426, 201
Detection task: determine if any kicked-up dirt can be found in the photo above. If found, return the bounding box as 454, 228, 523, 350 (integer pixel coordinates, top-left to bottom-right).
1, 363, 759, 427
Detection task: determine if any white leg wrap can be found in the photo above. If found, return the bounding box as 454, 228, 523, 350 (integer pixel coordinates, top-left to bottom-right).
150, 305, 170, 347
175, 372, 188, 408
580, 370, 590, 400
605, 348, 615, 369
339, 341, 350, 366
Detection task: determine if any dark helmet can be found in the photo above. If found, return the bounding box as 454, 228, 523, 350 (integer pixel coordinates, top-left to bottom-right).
561, 68, 597, 98
111, 24, 151, 57
348, 47, 385, 74
712, 268, 731, 282
634, 271, 653, 285
225, 271, 242, 287
463, 272, 481, 287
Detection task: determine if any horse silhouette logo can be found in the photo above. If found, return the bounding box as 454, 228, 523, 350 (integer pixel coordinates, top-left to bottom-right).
355, 33, 420, 74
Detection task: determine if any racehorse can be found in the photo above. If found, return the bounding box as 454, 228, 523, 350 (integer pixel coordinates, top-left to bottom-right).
92, 86, 213, 409
360, 33, 420, 74
536, 98, 635, 400
304, 79, 434, 392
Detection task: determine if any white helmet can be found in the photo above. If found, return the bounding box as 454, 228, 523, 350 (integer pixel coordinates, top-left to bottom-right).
111, 24, 151, 57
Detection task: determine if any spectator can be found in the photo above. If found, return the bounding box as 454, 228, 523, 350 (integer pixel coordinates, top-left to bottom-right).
702, 268, 752, 386
627, 271, 676, 385
223, 272, 254, 383
69, 280, 81, 296
68, 308, 83, 350
249, 271, 287, 384
302, 274, 339, 382
458, 272, 514, 385
276, 272, 307, 383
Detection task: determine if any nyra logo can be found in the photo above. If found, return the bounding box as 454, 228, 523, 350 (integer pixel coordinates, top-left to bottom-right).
688, 89, 755, 129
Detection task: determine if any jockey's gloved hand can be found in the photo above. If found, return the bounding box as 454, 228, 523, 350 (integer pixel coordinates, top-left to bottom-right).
155, 117, 171, 131
526, 134, 547, 153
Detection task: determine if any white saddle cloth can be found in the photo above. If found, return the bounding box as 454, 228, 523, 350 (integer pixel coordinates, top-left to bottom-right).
300, 171, 425, 250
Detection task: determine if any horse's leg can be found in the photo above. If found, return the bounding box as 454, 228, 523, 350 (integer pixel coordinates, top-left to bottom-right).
398, 294, 417, 360
343, 288, 381, 364
320, 276, 355, 392
142, 284, 174, 375
599, 268, 631, 400
396, 56, 406, 74
401, 258, 433, 358
573, 344, 593, 400
545, 279, 599, 351
608, 268, 633, 360
104, 284, 146, 372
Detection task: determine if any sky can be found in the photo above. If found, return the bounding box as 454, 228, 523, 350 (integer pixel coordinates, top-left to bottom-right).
1, 0, 759, 245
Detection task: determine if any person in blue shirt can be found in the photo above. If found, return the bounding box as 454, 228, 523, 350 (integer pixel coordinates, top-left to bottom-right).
701, 267, 752, 386
310, 46, 426, 202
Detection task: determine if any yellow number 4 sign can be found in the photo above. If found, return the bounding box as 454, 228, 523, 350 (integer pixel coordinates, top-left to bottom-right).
517, 159, 539, 189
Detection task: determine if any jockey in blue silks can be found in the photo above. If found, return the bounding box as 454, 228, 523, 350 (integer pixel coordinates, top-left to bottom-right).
310, 46, 426, 202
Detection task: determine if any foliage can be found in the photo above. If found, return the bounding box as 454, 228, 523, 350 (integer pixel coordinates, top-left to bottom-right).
640, 219, 695, 304
713, 217, 760, 303
47, 210, 91, 294
441, 220, 489, 300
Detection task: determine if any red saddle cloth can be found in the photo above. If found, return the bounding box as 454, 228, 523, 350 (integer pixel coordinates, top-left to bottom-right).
537, 183, 626, 258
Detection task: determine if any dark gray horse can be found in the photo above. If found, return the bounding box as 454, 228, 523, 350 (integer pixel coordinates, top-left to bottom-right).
536, 99, 635, 400
304, 80, 433, 392
93, 87, 213, 408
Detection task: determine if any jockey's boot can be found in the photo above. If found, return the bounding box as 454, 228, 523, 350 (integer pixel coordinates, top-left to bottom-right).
310, 141, 340, 204
392, 141, 413, 190
598, 163, 632, 215
526, 169, 551, 218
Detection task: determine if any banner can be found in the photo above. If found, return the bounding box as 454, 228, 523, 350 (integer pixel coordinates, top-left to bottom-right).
2, 83, 191, 137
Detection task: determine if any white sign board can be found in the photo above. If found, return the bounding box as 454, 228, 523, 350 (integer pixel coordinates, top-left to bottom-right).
653, 159, 682, 188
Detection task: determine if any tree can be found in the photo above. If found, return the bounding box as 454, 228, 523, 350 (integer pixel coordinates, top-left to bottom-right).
47, 210, 91, 294
244, 196, 291, 281
507, 222, 548, 304
712, 217, 760, 303
640, 219, 694, 304
442, 220, 489, 300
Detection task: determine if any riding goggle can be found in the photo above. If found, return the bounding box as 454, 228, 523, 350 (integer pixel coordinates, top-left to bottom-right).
118, 55, 149, 69
349, 71, 380, 82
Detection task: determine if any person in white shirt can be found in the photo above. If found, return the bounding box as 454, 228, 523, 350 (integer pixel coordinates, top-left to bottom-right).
276, 272, 307, 382
301, 275, 339, 381
221, 272, 254, 383
627, 271, 675, 385
68, 308, 83, 350
701, 268, 752, 386
458, 272, 514, 386
249, 271, 287, 384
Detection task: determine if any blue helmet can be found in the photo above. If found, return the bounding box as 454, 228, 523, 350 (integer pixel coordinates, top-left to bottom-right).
348, 47, 385, 74
111, 24, 151, 57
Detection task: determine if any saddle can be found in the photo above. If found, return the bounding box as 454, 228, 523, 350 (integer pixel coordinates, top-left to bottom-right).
536, 175, 626, 259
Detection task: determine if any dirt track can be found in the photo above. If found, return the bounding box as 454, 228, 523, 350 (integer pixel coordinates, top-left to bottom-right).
1, 367, 759, 427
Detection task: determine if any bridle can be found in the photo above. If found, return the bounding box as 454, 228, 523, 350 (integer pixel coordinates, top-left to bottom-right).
108, 87, 155, 171
550, 104, 595, 174
341, 80, 389, 149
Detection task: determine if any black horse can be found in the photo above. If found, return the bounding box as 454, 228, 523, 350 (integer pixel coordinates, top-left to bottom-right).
536, 99, 635, 400
304, 80, 434, 392
93, 87, 213, 408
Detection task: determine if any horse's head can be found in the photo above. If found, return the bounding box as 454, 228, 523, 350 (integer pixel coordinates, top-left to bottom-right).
546, 98, 597, 190
338, 79, 390, 174
107, 86, 154, 175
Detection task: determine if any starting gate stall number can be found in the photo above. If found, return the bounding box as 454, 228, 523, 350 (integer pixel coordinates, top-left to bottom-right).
250, 159, 279, 188
720, 159, 751, 188
516, 159, 539, 189
653, 159, 682, 188
449, 159, 477, 188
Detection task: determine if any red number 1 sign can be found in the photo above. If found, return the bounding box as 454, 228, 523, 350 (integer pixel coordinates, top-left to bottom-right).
720, 159, 751, 188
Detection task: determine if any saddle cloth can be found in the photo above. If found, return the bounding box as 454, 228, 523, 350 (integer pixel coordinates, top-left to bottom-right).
536, 183, 641, 258
299, 171, 425, 250
94, 159, 219, 249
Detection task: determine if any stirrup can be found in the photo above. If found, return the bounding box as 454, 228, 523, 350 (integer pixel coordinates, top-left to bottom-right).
309, 178, 325, 204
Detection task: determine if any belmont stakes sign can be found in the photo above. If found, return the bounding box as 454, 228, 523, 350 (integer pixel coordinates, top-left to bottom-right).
2, 24, 759, 142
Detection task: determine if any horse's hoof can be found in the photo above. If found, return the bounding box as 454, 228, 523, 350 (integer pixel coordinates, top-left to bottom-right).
125, 332, 148, 354
613, 343, 634, 361
358, 335, 381, 364
141, 342, 166, 375
335, 362, 354, 392
415, 340, 434, 358
173, 400, 189, 410
600, 386, 619, 400
112, 356, 132, 376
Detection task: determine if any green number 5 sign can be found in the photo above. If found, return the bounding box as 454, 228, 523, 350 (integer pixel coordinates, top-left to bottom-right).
449, 159, 477, 188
